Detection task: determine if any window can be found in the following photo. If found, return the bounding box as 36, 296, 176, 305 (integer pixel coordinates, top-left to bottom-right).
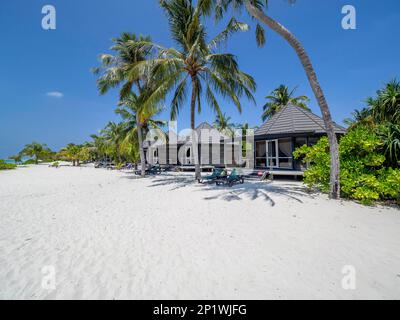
308, 137, 320, 146
256, 141, 266, 158
295, 137, 307, 149
278, 138, 293, 169
255, 141, 267, 168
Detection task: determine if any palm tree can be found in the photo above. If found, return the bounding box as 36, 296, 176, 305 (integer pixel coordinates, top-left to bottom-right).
116, 91, 165, 176
101, 122, 126, 164
130, 0, 256, 179
368, 79, 400, 125
93, 32, 159, 177
59, 144, 82, 166
8, 154, 22, 165
214, 0, 341, 199
20, 142, 50, 164
379, 123, 400, 167
213, 112, 236, 137
343, 107, 372, 128
262, 85, 310, 121
90, 134, 109, 162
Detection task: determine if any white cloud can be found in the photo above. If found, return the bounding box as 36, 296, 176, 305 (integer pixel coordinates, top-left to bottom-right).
46, 91, 64, 98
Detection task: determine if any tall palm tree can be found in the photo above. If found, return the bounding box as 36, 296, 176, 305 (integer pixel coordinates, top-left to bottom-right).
93, 32, 157, 177
101, 122, 126, 164
130, 0, 256, 179
214, 0, 341, 199
213, 112, 236, 137
343, 107, 372, 128
368, 79, 400, 125
262, 85, 310, 121
116, 91, 165, 176
20, 142, 50, 164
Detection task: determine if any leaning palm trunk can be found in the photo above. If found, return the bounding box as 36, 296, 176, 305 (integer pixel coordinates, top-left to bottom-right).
136, 114, 146, 178
246, 2, 340, 199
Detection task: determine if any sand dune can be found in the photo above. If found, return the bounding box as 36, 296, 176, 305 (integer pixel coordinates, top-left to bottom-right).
0, 164, 399, 299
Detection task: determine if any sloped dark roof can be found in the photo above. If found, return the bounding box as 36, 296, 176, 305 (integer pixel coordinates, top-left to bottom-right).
255, 104, 346, 136
196, 122, 213, 131
178, 122, 230, 142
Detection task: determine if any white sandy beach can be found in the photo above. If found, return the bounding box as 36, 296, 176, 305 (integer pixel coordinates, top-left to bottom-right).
0, 164, 399, 300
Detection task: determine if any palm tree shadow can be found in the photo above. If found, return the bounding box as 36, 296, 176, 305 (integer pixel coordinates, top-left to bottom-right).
139, 173, 314, 206
144, 173, 196, 190
200, 181, 312, 206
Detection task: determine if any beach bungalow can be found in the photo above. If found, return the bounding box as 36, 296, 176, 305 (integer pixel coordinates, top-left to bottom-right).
144, 122, 231, 169
144, 104, 346, 174
254, 104, 346, 173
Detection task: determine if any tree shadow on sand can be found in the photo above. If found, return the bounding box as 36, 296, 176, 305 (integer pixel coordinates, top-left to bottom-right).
122, 172, 196, 190
139, 173, 315, 206
200, 181, 314, 206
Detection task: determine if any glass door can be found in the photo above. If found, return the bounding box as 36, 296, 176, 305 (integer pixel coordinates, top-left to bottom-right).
267, 140, 279, 168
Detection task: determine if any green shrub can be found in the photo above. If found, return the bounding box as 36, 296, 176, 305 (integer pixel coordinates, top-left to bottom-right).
115, 163, 124, 170
0, 160, 17, 170
23, 159, 38, 165
51, 161, 60, 168
294, 126, 400, 204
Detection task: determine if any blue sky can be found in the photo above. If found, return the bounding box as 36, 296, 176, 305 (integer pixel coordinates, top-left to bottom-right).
1, 0, 399, 159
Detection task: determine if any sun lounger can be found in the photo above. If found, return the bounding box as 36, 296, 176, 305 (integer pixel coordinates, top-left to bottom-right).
134, 165, 162, 176
216, 169, 244, 187
198, 168, 225, 183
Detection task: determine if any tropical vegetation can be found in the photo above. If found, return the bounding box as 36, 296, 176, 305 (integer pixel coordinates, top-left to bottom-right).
8, 154, 22, 165
213, 0, 341, 199
127, 0, 256, 179
20, 142, 53, 164
294, 79, 400, 204
93, 32, 164, 177
213, 112, 236, 137
262, 85, 310, 121
0, 159, 17, 170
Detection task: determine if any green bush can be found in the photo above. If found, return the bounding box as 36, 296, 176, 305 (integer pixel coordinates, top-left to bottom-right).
0, 160, 17, 170
23, 159, 38, 165
51, 161, 60, 168
115, 163, 124, 170
294, 126, 400, 205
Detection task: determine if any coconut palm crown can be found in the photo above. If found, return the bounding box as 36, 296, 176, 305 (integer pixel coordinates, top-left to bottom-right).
212, 0, 341, 199
262, 85, 310, 121
128, 0, 256, 179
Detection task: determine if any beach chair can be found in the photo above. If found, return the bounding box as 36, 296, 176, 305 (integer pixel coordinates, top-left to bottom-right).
94, 162, 104, 168
198, 168, 224, 184
135, 164, 162, 176
148, 164, 162, 175
216, 169, 244, 187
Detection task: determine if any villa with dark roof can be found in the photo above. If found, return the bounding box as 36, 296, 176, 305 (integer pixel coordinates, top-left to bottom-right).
144, 121, 231, 168
144, 104, 346, 173
254, 104, 346, 171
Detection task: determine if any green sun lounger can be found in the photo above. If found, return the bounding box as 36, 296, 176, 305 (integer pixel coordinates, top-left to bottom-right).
216, 169, 245, 187
198, 168, 225, 183
135, 164, 162, 176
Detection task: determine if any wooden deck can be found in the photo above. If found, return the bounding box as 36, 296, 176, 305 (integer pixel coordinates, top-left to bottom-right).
177, 165, 214, 172
265, 170, 304, 177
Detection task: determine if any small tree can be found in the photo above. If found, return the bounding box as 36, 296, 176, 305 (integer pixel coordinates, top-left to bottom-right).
20, 142, 51, 164
8, 154, 22, 165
